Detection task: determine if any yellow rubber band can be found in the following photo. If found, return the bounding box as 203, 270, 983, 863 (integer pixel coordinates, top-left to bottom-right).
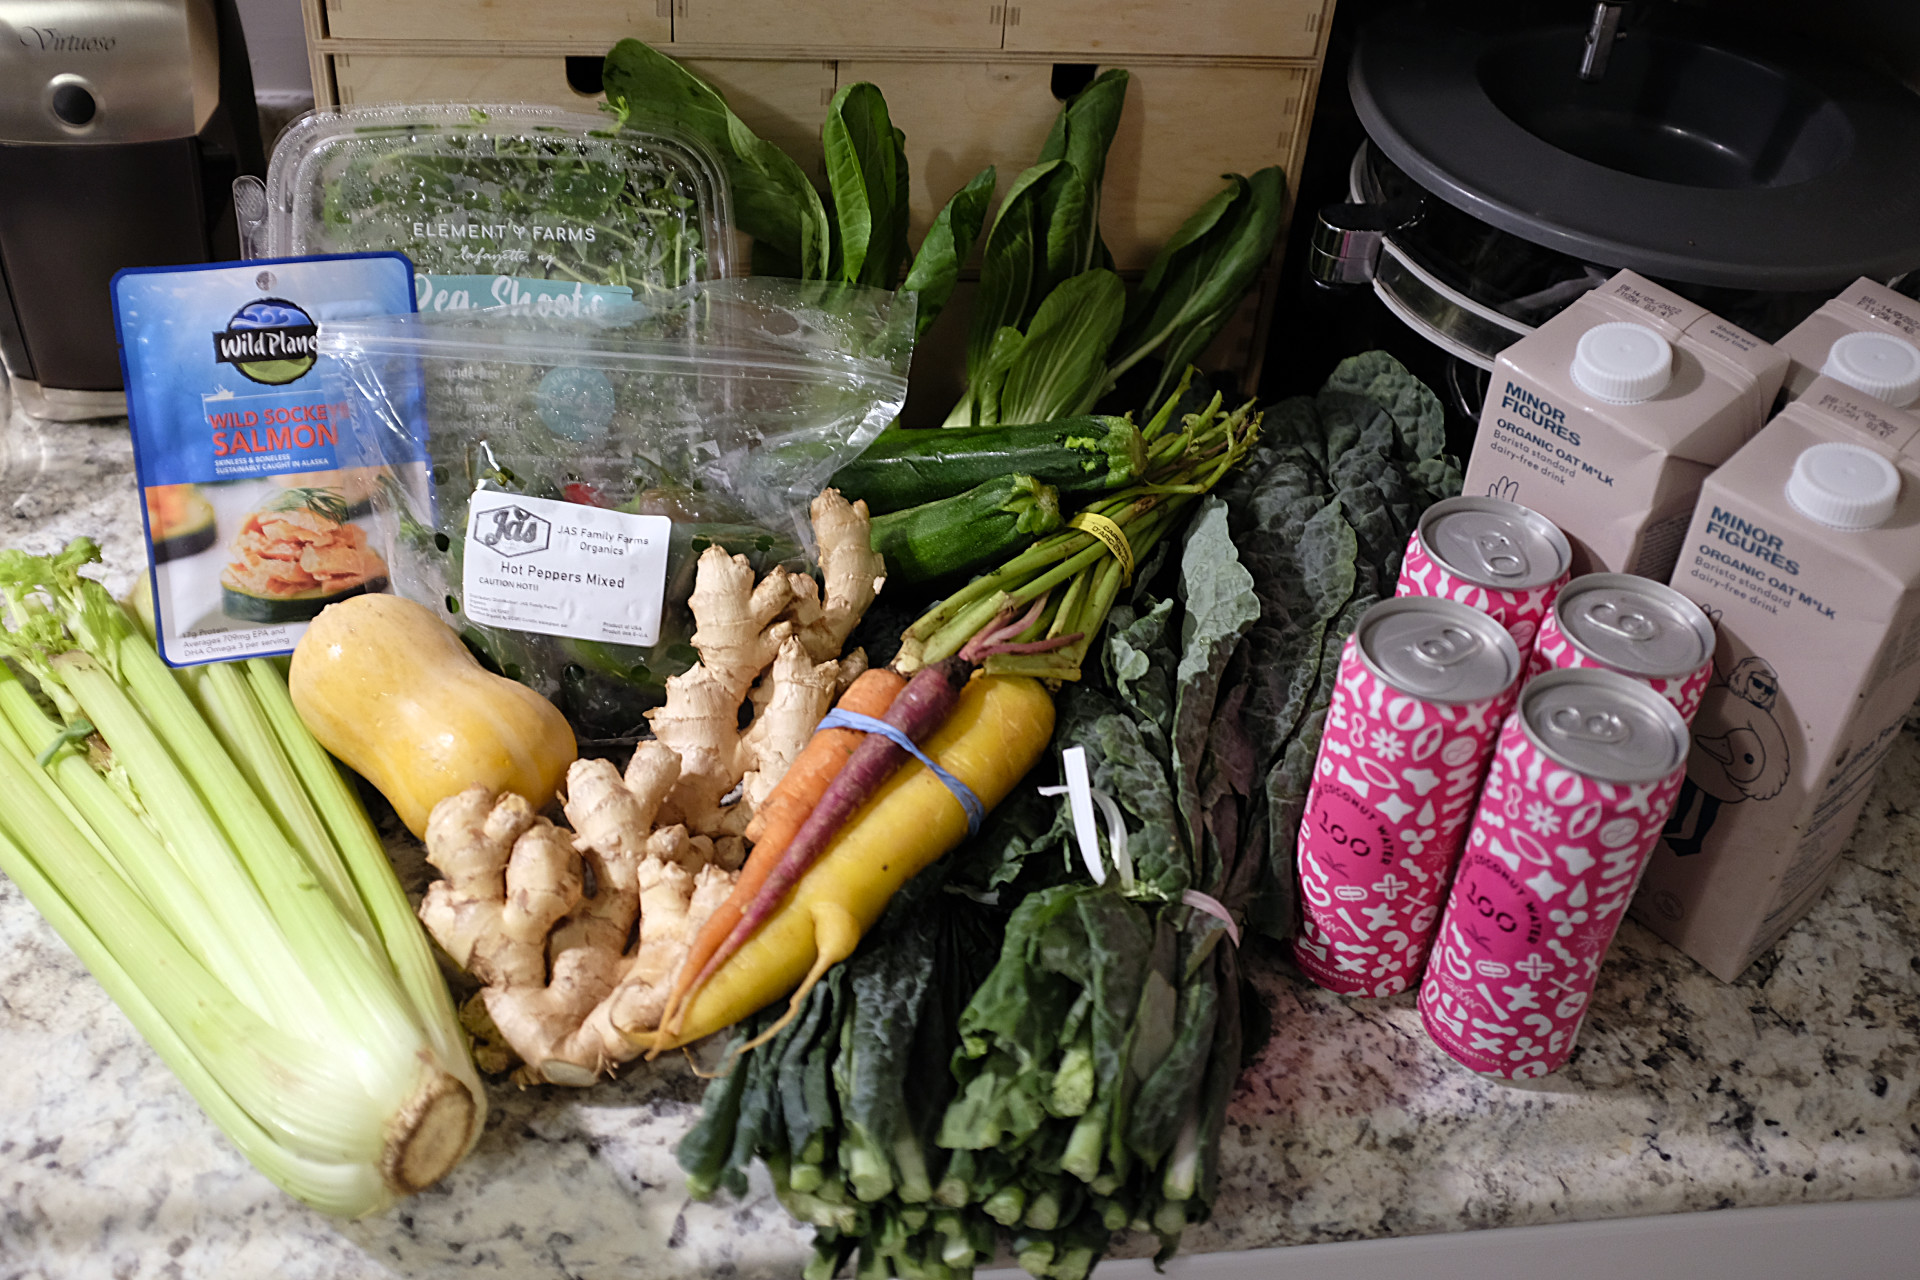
1069, 511, 1135, 584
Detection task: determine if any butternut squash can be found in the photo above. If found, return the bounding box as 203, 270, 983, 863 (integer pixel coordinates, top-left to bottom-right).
290, 595, 577, 837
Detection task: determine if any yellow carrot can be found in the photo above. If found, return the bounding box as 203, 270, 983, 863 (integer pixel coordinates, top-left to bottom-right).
656, 666, 907, 1040
633, 674, 1055, 1053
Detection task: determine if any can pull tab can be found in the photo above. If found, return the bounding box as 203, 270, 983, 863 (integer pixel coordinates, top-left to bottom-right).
1413, 625, 1482, 668
1581, 600, 1657, 642
1546, 705, 1630, 745
1471, 530, 1529, 580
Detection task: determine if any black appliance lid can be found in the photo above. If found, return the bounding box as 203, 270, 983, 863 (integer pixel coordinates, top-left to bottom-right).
1350, 4, 1920, 291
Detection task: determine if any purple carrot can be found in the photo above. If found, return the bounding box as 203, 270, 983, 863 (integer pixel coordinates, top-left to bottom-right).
677, 656, 977, 1012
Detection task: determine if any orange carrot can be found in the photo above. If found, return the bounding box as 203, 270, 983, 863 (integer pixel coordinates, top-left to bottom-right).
655, 665, 907, 1041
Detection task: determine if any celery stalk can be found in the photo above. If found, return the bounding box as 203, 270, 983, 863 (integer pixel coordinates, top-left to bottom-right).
0, 541, 485, 1216
244, 658, 473, 1074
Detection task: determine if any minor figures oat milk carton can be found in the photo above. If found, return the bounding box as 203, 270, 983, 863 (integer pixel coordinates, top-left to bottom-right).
1632, 378, 1920, 981
1465, 271, 1789, 582
1775, 277, 1920, 410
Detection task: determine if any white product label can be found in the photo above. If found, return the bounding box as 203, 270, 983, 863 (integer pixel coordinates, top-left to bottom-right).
461, 491, 670, 645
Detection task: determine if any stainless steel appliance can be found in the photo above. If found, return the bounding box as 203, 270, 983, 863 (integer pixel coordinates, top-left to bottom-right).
0, 0, 263, 420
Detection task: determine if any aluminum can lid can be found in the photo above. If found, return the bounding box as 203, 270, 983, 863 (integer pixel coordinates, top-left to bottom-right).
1356, 597, 1521, 705
1418, 496, 1571, 591
1520, 667, 1690, 783
1554, 573, 1715, 678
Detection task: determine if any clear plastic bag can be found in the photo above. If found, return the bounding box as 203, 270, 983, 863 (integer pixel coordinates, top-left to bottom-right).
318, 278, 914, 743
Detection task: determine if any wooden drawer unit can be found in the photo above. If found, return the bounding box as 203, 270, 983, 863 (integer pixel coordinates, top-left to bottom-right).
300, 0, 1337, 387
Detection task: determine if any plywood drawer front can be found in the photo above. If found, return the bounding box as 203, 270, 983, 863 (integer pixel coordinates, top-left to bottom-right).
325, 0, 669, 45
327, 55, 836, 177
1004, 0, 1329, 59
1100, 62, 1309, 268
676, 1, 1005, 51
330, 54, 605, 109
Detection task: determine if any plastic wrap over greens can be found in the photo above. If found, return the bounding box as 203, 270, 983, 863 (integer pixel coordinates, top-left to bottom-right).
318, 278, 914, 742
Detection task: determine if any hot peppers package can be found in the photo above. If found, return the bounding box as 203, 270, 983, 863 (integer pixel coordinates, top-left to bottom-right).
113, 253, 419, 665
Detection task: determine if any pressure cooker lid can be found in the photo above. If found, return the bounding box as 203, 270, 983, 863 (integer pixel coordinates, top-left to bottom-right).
1350, 4, 1920, 291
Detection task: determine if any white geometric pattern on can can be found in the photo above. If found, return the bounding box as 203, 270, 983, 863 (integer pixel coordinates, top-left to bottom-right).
1526, 604, 1713, 722
1418, 712, 1689, 1078
1292, 634, 1510, 997
1396, 528, 1567, 663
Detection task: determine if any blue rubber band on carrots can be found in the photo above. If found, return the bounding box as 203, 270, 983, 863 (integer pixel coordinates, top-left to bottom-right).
817, 708, 985, 836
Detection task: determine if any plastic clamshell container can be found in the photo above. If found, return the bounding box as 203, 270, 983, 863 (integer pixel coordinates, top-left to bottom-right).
262, 103, 733, 304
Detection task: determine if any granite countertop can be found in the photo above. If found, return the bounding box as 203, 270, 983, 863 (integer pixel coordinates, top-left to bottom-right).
2, 403, 1917, 1279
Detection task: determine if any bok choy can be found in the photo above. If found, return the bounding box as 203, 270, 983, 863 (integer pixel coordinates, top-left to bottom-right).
0, 541, 485, 1217
943, 70, 1287, 426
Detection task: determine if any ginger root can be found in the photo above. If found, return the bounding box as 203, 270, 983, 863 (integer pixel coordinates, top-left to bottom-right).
788, 490, 887, 661
419, 790, 579, 989
415, 488, 886, 1084
649, 489, 884, 835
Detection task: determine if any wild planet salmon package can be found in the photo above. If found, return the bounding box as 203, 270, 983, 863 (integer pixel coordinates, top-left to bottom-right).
112, 254, 419, 665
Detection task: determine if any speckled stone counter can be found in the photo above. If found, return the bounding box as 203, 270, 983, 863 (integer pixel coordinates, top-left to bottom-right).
2, 403, 1916, 1280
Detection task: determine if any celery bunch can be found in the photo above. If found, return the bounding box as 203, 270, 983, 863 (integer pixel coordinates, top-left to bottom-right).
0, 540, 484, 1217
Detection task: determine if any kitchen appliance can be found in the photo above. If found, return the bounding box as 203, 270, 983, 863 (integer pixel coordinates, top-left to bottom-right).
0, 0, 263, 421
1309, 1, 1920, 414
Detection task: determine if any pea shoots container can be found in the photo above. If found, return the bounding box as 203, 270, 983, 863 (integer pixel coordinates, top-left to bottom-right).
257, 102, 735, 314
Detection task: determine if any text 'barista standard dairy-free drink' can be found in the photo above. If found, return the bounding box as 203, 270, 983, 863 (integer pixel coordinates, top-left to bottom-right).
1465, 271, 1789, 582
1775, 277, 1920, 410
1633, 377, 1920, 981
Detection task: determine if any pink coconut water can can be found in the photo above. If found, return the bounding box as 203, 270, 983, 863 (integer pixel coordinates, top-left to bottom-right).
1293, 597, 1522, 997
1418, 668, 1689, 1078
1525, 573, 1716, 722
1397, 496, 1573, 664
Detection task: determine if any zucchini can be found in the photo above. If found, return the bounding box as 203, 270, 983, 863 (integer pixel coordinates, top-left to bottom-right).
831, 417, 1145, 514
220, 577, 387, 624
869, 474, 1061, 584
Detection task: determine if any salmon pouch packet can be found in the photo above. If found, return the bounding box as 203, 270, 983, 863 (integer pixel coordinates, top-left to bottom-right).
113, 254, 418, 665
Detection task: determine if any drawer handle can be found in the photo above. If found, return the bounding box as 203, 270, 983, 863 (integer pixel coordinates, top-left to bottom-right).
564, 56, 604, 97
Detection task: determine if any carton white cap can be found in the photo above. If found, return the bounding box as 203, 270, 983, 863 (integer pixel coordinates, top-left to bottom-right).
1821, 331, 1920, 408
1785, 441, 1901, 530
1572, 321, 1674, 404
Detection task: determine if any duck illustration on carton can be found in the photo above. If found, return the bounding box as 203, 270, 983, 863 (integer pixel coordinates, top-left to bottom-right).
1662, 652, 1791, 857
